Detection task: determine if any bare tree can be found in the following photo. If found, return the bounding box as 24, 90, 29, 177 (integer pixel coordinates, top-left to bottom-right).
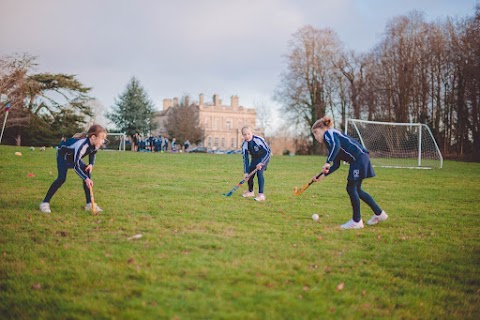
463, 4, 480, 159
254, 100, 272, 136
274, 8, 479, 159
275, 25, 344, 154
165, 96, 204, 145
351, 7, 479, 160
0, 54, 33, 139
450, 4, 480, 158
335, 50, 367, 125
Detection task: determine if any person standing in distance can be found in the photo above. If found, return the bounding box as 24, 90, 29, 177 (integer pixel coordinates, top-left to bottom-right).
39, 124, 107, 214
241, 126, 271, 201
311, 116, 388, 229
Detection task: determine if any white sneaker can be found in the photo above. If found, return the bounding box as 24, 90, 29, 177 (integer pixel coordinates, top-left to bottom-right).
367, 211, 389, 225
242, 191, 255, 198
85, 203, 103, 212
340, 219, 364, 229
254, 193, 266, 201
39, 202, 51, 213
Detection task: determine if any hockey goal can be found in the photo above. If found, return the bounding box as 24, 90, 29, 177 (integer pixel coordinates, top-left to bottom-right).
345, 119, 443, 169
104, 132, 127, 151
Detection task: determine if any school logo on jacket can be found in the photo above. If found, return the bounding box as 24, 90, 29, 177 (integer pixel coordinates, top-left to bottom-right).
353, 169, 360, 179
254, 146, 260, 152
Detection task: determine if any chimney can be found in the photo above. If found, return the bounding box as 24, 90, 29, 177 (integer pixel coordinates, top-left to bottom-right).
199, 93, 204, 105
163, 99, 173, 111
173, 97, 179, 107
213, 94, 221, 107
231, 95, 239, 108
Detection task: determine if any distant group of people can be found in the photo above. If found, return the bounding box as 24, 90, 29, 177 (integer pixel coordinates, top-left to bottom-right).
131, 133, 190, 153
39, 117, 389, 230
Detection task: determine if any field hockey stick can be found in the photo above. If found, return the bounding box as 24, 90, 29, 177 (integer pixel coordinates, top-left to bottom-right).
293, 172, 325, 196
223, 168, 258, 197
89, 185, 98, 215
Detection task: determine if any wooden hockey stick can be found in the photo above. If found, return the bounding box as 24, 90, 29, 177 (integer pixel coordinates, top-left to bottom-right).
293, 173, 325, 196
89, 185, 98, 215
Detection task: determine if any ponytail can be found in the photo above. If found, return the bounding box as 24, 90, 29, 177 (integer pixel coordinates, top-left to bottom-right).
311, 116, 334, 131
72, 132, 88, 139
73, 124, 107, 139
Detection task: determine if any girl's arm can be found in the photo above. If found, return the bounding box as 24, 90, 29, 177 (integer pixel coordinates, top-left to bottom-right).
326, 160, 341, 175
73, 142, 89, 181
242, 142, 249, 173
259, 138, 271, 167
251, 136, 271, 168
88, 150, 97, 167
325, 131, 341, 163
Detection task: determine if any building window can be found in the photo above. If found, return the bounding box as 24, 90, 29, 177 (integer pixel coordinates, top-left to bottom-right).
208, 137, 212, 147
221, 138, 225, 148
226, 121, 232, 130
214, 137, 219, 147
231, 138, 234, 148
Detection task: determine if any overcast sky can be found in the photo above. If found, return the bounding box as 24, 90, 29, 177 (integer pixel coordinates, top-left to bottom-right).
0, 0, 477, 131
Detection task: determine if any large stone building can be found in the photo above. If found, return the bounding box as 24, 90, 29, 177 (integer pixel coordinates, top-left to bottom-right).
154, 94, 261, 150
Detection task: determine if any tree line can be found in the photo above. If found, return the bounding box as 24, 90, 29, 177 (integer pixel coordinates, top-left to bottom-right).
0, 58, 198, 148
2, 6, 478, 160
276, 6, 480, 160
107, 80, 204, 147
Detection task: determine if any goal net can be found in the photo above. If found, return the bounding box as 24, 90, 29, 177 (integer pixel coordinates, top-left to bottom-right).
345, 119, 443, 169
103, 133, 127, 151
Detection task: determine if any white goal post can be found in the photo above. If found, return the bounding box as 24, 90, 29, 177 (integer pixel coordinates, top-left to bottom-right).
345, 119, 443, 169
104, 132, 127, 151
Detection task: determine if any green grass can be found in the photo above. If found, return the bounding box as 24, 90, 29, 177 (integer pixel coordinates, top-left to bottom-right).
1, 145, 479, 319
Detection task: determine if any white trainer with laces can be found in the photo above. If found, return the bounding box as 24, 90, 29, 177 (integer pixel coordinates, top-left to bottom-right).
39, 202, 51, 213
367, 211, 389, 225
242, 191, 255, 198
85, 203, 103, 212
254, 193, 266, 201
340, 219, 364, 229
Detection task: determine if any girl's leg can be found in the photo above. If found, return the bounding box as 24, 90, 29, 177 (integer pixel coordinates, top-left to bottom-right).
247, 163, 258, 192
247, 171, 256, 192
257, 168, 265, 194
79, 162, 92, 204
357, 180, 382, 215
43, 157, 68, 203
346, 180, 362, 222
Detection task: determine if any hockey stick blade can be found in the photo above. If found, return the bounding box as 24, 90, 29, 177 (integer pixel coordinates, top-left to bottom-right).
223, 169, 258, 197
293, 173, 324, 196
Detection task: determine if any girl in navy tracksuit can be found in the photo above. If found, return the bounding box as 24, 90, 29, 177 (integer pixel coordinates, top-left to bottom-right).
39, 124, 107, 214
241, 126, 271, 201
311, 117, 388, 229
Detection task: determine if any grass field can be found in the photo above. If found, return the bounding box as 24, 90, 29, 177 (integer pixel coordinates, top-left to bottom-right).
1, 145, 479, 319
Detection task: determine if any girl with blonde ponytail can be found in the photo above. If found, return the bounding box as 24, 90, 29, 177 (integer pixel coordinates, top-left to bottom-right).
311, 116, 388, 229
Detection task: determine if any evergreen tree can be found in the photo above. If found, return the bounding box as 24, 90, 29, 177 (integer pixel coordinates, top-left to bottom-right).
0, 54, 92, 146
107, 77, 156, 137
